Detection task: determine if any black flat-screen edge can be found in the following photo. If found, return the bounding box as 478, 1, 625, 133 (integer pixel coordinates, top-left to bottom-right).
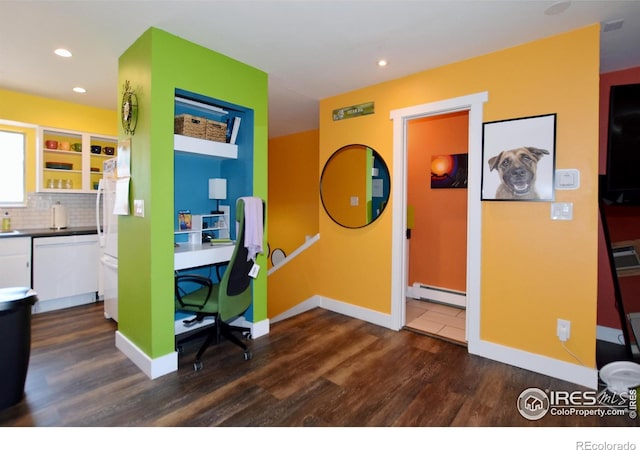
604, 83, 640, 205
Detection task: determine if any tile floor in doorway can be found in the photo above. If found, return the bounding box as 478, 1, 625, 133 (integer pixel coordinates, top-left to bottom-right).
405, 298, 466, 345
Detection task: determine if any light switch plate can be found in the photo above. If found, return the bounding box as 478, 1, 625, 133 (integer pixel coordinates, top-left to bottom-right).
555, 169, 580, 190
134, 199, 144, 217
551, 202, 573, 220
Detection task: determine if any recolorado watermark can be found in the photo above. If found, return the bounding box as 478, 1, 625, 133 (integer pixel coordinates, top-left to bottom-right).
516, 387, 637, 421
576, 442, 636, 450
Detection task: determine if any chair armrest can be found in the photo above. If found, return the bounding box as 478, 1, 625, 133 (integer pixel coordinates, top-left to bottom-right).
176, 274, 213, 288
175, 274, 214, 309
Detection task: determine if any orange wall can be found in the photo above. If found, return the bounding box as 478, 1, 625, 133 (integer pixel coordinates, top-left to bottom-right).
407, 112, 468, 291
267, 129, 319, 267
267, 25, 600, 368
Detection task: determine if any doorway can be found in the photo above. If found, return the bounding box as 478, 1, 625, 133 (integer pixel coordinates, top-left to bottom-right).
403, 111, 469, 344
389, 92, 488, 350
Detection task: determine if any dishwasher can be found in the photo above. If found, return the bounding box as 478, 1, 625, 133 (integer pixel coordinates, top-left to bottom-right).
32, 234, 99, 312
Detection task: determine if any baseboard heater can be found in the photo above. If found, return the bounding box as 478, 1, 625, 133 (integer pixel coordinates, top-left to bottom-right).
407, 283, 466, 308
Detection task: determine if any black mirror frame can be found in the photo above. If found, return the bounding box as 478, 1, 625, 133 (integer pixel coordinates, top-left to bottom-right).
320, 144, 390, 229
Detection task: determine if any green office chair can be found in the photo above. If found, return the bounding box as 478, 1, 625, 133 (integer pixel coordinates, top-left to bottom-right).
175, 198, 259, 371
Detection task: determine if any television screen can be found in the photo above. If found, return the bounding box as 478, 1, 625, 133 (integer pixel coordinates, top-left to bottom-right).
606, 83, 640, 203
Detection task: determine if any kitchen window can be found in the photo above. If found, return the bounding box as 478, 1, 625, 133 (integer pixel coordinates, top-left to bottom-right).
0, 129, 26, 206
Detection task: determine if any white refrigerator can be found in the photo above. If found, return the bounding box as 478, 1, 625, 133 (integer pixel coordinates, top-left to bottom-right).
96, 158, 118, 322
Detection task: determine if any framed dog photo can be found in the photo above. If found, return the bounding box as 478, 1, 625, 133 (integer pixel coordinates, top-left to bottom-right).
481, 113, 556, 201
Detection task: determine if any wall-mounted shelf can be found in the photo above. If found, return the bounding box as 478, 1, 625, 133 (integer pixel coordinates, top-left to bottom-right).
174, 134, 238, 159
174, 208, 230, 245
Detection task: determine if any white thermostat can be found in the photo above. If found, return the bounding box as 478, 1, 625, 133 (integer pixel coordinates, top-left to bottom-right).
555, 169, 580, 190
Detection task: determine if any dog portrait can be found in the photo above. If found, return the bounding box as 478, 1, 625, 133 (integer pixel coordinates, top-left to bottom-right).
482, 114, 556, 201
488, 146, 549, 199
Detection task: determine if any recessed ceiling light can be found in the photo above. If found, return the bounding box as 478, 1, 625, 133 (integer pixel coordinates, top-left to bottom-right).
377, 59, 388, 67
54, 48, 72, 58
73, 87, 86, 94
544, 1, 571, 16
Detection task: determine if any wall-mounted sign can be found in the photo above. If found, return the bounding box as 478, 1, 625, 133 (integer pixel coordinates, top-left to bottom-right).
332, 101, 374, 121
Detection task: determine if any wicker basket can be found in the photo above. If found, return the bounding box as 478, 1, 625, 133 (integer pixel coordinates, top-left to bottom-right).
205, 119, 228, 143
174, 114, 206, 139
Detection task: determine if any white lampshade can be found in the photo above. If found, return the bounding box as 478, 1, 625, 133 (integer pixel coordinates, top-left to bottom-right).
208, 178, 227, 200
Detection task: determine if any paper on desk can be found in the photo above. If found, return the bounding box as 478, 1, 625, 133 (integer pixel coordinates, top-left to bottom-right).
113, 177, 130, 215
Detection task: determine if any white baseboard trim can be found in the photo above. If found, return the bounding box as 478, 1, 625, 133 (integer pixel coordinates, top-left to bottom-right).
319, 295, 395, 329
407, 283, 466, 308
118, 317, 270, 379
270, 296, 322, 323
270, 295, 396, 329
115, 331, 177, 380
468, 338, 598, 389
32, 292, 97, 314
229, 317, 270, 339
596, 325, 625, 345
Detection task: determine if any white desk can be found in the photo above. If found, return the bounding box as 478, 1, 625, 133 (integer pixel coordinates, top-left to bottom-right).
174, 241, 234, 271
174, 241, 235, 336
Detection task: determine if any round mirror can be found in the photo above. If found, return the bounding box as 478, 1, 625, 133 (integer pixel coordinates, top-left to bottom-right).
320, 144, 390, 228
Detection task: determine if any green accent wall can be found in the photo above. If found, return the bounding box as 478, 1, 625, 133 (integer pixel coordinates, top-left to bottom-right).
118, 27, 268, 359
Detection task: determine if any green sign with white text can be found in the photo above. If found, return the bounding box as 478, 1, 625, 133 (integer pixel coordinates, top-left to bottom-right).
333, 102, 374, 121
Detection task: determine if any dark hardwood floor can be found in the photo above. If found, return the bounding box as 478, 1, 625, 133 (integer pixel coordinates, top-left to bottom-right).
0, 302, 637, 427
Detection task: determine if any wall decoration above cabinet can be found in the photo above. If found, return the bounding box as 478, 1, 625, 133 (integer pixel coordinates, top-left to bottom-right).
38, 127, 117, 193
121, 80, 138, 135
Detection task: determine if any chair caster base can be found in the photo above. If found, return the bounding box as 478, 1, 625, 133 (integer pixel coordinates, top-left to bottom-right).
194, 360, 203, 371
243, 350, 252, 361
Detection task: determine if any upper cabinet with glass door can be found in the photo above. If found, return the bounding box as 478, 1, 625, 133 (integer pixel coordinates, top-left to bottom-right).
38, 127, 117, 193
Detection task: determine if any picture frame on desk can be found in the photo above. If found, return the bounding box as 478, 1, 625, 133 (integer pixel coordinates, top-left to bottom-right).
178, 210, 192, 230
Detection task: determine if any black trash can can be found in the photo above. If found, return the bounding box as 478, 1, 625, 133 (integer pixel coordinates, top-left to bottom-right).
0, 287, 38, 410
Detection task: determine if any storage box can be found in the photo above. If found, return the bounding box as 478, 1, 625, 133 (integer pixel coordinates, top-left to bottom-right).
174, 114, 206, 139
205, 119, 228, 143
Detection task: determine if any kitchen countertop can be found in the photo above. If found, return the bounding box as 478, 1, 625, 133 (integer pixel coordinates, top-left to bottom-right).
0, 226, 99, 239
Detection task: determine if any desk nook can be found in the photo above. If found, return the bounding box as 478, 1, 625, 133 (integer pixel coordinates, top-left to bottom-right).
173, 89, 257, 346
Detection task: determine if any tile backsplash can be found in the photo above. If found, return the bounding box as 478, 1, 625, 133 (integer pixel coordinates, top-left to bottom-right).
2, 192, 100, 230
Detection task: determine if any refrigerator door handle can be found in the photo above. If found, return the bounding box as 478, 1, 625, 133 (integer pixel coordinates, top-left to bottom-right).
101, 255, 118, 270
96, 178, 105, 247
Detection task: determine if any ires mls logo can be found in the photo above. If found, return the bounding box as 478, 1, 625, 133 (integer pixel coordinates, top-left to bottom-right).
517, 388, 550, 420
517, 387, 636, 420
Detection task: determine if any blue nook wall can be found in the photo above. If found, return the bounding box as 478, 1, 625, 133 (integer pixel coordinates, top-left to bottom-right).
174, 88, 255, 233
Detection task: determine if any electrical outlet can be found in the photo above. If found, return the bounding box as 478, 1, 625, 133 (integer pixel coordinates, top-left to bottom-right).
557, 319, 571, 342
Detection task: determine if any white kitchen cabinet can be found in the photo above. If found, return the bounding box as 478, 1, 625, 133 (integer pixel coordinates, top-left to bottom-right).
32, 234, 99, 313
38, 127, 117, 193
0, 237, 31, 289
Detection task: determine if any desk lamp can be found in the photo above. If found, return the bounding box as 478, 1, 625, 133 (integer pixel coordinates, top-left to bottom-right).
208, 178, 227, 214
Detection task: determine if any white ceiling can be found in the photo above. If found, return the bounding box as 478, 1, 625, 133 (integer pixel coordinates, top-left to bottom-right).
1, 1, 640, 138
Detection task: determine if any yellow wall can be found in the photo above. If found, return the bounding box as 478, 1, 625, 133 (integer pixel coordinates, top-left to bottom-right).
0, 89, 117, 192
267, 129, 319, 266
269, 25, 600, 367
